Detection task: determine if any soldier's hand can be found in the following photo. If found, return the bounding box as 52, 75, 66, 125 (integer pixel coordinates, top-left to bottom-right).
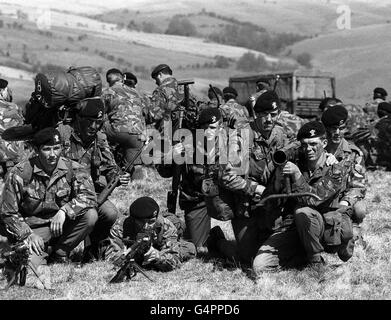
227, 115, 237, 129
172, 142, 185, 159
282, 161, 302, 181
119, 172, 131, 185
27, 233, 45, 256
143, 246, 160, 264
255, 184, 266, 196
325, 153, 338, 166
50, 209, 66, 237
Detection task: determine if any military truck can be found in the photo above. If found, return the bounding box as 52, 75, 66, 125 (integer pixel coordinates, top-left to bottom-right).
229, 69, 336, 119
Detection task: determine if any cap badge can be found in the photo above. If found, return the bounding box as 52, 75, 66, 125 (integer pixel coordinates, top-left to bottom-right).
310, 129, 316, 137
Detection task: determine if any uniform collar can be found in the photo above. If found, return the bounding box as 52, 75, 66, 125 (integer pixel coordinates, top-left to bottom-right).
32, 156, 69, 177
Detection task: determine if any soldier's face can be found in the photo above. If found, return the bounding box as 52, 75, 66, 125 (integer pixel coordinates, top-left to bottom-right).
326, 124, 346, 144
300, 137, 327, 162
38, 144, 62, 171
255, 110, 279, 132
203, 121, 220, 141
78, 117, 103, 141
134, 217, 157, 233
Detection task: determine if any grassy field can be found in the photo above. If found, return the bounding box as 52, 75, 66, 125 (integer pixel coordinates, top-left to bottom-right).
1, 167, 391, 300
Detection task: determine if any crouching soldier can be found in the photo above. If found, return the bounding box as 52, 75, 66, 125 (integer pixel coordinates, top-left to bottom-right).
252, 121, 355, 274
57, 97, 130, 262
106, 197, 196, 271
0, 127, 98, 267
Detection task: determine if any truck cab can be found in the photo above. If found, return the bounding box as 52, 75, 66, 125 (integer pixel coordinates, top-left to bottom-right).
229, 69, 336, 120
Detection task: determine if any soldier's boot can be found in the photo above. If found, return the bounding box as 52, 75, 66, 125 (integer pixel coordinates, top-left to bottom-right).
48, 250, 70, 264
206, 226, 226, 257
81, 243, 100, 264
337, 238, 355, 262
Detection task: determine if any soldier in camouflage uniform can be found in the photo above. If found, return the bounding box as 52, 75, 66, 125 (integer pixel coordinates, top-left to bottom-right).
219, 87, 249, 128
252, 121, 354, 273
0, 79, 26, 177
101, 69, 149, 179
276, 110, 306, 141
0, 127, 98, 265
363, 87, 387, 123
57, 98, 130, 261
156, 108, 226, 251
321, 105, 367, 226
106, 197, 196, 271
149, 64, 183, 132
207, 91, 300, 265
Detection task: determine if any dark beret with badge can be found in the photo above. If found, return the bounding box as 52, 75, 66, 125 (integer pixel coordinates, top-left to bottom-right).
321, 105, 348, 127
32, 127, 62, 147
151, 64, 172, 79
198, 107, 222, 126
123, 72, 137, 85
129, 196, 160, 219
297, 120, 326, 140
374, 87, 388, 98
0, 78, 8, 89
222, 86, 238, 98
377, 102, 391, 117
254, 90, 280, 113
77, 97, 104, 119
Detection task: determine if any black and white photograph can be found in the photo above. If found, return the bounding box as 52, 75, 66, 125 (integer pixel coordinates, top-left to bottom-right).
0, 0, 391, 305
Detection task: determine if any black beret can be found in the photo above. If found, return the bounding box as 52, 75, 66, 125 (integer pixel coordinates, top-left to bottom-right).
151, 64, 172, 79
198, 107, 222, 126
377, 102, 391, 117
32, 127, 62, 146
77, 97, 104, 119
321, 105, 348, 127
374, 87, 387, 97
318, 97, 343, 111
0, 78, 8, 89
222, 86, 238, 97
254, 90, 280, 113
129, 197, 160, 219
123, 72, 137, 85
297, 121, 326, 140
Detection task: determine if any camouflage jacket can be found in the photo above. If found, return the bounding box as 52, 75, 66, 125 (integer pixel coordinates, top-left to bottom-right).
220, 122, 299, 197
292, 152, 351, 213
101, 83, 148, 135
107, 214, 195, 271
58, 124, 119, 193
0, 156, 97, 242
0, 100, 25, 163
363, 98, 384, 122
220, 99, 250, 123
331, 138, 367, 206
148, 76, 183, 125
276, 111, 306, 140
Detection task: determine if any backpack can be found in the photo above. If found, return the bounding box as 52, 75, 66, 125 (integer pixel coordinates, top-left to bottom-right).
24, 66, 102, 130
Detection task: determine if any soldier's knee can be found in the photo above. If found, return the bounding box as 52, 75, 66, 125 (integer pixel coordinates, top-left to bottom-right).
83, 208, 99, 230
252, 247, 279, 275
99, 201, 119, 224
352, 201, 367, 224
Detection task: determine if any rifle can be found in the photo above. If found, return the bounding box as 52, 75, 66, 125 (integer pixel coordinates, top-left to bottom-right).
209, 84, 221, 108
167, 79, 194, 215
109, 231, 154, 283
97, 137, 152, 206
0, 242, 49, 290
253, 149, 321, 207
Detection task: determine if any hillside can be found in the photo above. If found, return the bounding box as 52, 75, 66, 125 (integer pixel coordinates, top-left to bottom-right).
287, 22, 391, 104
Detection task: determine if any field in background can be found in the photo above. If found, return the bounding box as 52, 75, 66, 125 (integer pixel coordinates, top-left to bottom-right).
1, 168, 391, 300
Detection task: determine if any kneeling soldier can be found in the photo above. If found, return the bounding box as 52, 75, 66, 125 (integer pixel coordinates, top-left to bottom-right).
0, 127, 98, 266
106, 197, 196, 271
